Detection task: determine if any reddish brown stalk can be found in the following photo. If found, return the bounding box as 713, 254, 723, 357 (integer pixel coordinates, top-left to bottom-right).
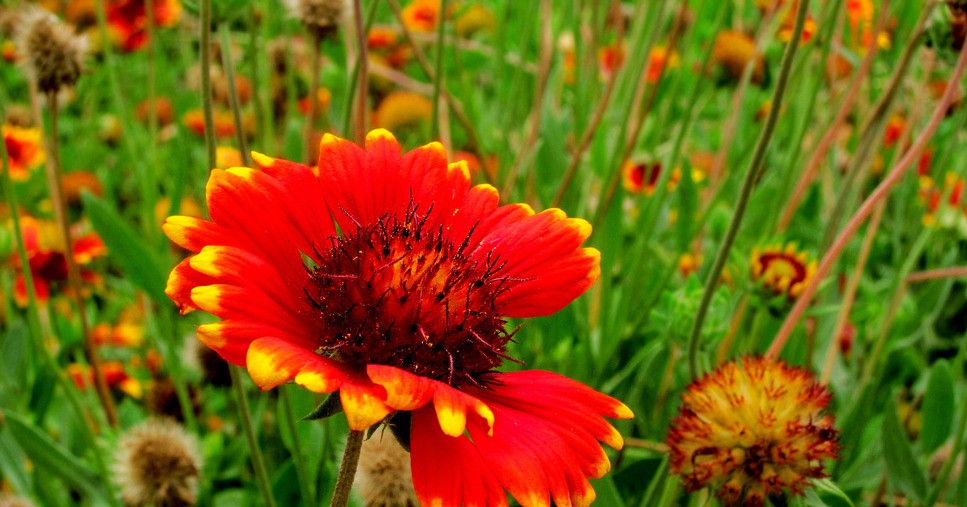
303, 32, 322, 164
777, 0, 890, 232
819, 200, 884, 384
43, 91, 118, 428
765, 40, 967, 360
906, 266, 967, 283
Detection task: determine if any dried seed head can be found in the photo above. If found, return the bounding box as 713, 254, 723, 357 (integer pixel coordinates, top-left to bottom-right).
113, 419, 202, 507
15, 7, 87, 94
354, 433, 417, 507
284, 0, 344, 39
4, 104, 34, 128
0, 493, 36, 507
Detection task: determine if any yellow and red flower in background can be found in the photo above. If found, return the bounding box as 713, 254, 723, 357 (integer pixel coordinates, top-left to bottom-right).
846, 0, 891, 50
712, 31, 767, 85
667, 356, 839, 506
755, 0, 817, 43
182, 109, 253, 140
69, 361, 142, 398
401, 0, 441, 32
883, 113, 906, 147
163, 129, 632, 506
10, 216, 106, 307
105, 0, 181, 52
750, 243, 817, 300
3, 124, 45, 181
919, 172, 967, 228
622, 160, 680, 195
646, 46, 680, 84
373, 91, 433, 132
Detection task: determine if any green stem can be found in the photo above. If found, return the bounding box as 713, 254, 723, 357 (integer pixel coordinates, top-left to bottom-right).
229, 366, 278, 507
200, 0, 217, 169
686, 0, 811, 378
44, 92, 119, 428
923, 388, 967, 505
430, 0, 449, 138
219, 24, 253, 166
281, 388, 316, 506
330, 429, 365, 507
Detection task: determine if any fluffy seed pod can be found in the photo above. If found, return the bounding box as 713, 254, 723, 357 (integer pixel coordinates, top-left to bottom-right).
15, 7, 87, 94
284, 0, 344, 39
0, 493, 35, 507
113, 419, 202, 507
354, 433, 417, 507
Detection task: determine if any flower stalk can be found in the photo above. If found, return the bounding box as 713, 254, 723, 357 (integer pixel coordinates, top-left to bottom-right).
687, 0, 811, 377
330, 429, 365, 507
766, 36, 967, 361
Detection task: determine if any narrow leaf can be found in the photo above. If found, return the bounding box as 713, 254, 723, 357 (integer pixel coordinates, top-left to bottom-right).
81, 192, 168, 303
3, 412, 104, 500
920, 359, 955, 454
881, 394, 928, 502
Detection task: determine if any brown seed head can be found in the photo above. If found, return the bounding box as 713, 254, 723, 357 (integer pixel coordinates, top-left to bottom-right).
354, 432, 417, 507
0, 493, 36, 507
113, 419, 202, 507
15, 7, 87, 94
284, 0, 344, 39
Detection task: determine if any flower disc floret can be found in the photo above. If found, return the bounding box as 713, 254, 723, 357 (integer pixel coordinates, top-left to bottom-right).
666, 357, 839, 506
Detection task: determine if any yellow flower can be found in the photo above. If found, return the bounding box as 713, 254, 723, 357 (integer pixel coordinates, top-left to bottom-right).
373, 91, 433, 132
750, 243, 817, 300
667, 357, 839, 506
712, 31, 766, 85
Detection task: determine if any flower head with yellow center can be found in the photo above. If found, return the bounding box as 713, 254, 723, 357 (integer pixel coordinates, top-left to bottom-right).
2, 124, 45, 181
750, 243, 817, 301
666, 357, 839, 507
164, 129, 632, 506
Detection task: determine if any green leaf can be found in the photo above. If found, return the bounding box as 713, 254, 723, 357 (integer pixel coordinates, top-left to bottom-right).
81, 192, 168, 304
881, 394, 928, 502
2, 412, 105, 501
809, 478, 856, 507
301, 393, 344, 421
920, 359, 955, 454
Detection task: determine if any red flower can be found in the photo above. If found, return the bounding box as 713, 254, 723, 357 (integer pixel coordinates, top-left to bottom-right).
164, 129, 632, 506
106, 0, 181, 52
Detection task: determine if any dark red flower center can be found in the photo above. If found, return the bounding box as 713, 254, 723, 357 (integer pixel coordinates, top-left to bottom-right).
305, 203, 516, 387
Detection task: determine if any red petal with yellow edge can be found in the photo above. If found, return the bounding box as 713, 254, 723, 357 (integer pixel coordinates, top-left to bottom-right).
469, 205, 600, 318
246, 336, 347, 392
409, 370, 631, 507
339, 380, 393, 430
162, 216, 233, 253
196, 320, 310, 366
204, 168, 323, 282
315, 132, 368, 233
189, 284, 318, 347
165, 257, 217, 315
367, 364, 494, 436
250, 152, 334, 242
188, 245, 309, 315
14, 274, 49, 307
411, 406, 509, 507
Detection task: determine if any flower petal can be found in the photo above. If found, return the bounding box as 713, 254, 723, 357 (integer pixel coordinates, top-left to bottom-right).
246, 336, 346, 392
165, 256, 217, 315
411, 406, 508, 507
471, 206, 601, 317
367, 364, 494, 436
162, 216, 228, 253
410, 371, 631, 507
